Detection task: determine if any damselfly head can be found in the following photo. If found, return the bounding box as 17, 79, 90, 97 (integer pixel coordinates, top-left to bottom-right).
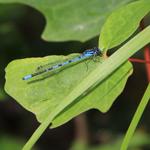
93, 47, 101, 55
83, 47, 101, 56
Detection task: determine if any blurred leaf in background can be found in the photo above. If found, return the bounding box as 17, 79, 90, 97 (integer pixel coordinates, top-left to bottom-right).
0, 0, 133, 42
70, 131, 150, 150
0, 135, 25, 150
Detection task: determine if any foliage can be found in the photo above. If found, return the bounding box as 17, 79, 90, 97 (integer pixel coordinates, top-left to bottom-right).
0, 0, 150, 150
4, 0, 150, 129
121, 83, 150, 150
0, 135, 25, 150
0, 0, 132, 41
99, 0, 150, 50
70, 132, 150, 150
5, 55, 132, 127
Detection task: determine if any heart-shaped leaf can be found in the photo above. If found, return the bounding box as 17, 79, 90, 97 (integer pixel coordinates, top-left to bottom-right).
5, 53, 132, 128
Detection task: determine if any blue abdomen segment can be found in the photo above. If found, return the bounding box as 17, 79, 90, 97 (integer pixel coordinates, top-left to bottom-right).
22, 47, 101, 80
22, 74, 32, 80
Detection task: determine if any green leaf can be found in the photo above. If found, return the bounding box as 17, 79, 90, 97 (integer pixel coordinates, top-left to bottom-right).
5, 54, 132, 128
0, 0, 132, 42
99, 0, 150, 50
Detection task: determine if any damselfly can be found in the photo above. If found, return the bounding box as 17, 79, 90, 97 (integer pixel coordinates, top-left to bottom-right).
22, 47, 102, 80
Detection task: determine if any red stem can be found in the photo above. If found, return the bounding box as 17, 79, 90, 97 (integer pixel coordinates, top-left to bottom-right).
140, 19, 150, 82
129, 58, 150, 64
144, 47, 150, 82
130, 20, 150, 82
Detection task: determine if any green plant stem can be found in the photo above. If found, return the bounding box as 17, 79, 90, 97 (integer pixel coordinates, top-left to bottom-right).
121, 83, 150, 150
23, 26, 150, 150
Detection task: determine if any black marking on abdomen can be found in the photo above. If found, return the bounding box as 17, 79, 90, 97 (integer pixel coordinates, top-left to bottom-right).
48, 67, 53, 71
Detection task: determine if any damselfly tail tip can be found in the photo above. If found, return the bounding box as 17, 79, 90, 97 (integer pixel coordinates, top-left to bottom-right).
22, 74, 32, 80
